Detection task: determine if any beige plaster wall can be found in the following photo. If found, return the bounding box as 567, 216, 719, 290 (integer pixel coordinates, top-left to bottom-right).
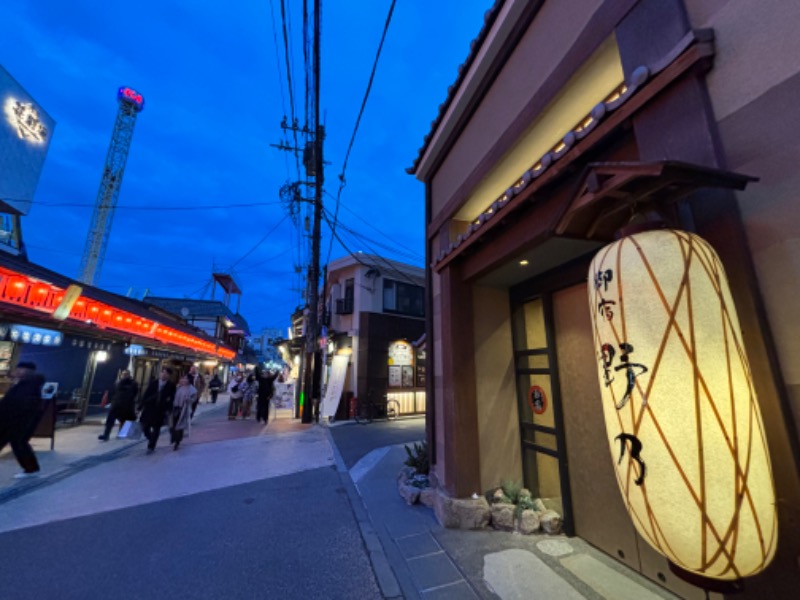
695, 0, 800, 438
472, 285, 522, 492
430, 0, 606, 220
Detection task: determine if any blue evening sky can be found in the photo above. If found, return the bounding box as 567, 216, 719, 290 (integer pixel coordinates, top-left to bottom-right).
2, 0, 490, 333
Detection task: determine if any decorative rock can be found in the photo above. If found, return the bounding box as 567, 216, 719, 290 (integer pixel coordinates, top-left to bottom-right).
420, 487, 437, 508
518, 509, 541, 535
540, 510, 563, 535
399, 484, 421, 506
532, 498, 547, 513
434, 489, 491, 530
491, 503, 516, 531
519, 488, 532, 501
397, 466, 415, 484
492, 488, 506, 503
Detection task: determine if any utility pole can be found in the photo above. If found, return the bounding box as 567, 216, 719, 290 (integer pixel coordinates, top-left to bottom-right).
302, 0, 323, 423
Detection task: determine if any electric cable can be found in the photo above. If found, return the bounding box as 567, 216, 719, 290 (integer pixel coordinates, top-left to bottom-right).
326, 0, 397, 265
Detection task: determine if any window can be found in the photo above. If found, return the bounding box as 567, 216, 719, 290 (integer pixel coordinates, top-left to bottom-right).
383, 279, 424, 317
336, 278, 354, 314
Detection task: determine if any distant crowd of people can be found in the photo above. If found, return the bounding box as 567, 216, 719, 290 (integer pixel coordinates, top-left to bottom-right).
0, 361, 283, 479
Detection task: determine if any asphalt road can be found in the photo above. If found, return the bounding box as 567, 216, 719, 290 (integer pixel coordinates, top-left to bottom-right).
0, 410, 383, 600
328, 416, 425, 469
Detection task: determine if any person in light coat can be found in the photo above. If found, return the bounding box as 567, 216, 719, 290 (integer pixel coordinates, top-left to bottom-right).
228, 372, 245, 420
240, 373, 257, 419
169, 375, 195, 450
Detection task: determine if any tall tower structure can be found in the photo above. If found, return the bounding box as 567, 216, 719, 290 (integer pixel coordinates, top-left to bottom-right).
78, 86, 144, 285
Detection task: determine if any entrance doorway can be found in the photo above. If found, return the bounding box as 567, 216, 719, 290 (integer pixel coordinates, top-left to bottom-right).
551, 283, 704, 599
510, 295, 573, 533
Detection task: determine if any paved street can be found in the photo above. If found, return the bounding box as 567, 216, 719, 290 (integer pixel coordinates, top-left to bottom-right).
0, 402, 382, 600
1, 406, 682, 600
328, 416, 425, 469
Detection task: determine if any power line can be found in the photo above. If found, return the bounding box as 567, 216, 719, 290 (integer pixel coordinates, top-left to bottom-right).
227, 214, 291, 270
278, 0, 301, 178
23, 199, 283, 211
324, 190, 423, 260
322, 210, 421, 287
321, 206, 422, 264
326, 0, 397, 265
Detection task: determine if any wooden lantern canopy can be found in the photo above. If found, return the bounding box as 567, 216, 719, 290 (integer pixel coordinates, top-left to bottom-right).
587, 229, 777, 580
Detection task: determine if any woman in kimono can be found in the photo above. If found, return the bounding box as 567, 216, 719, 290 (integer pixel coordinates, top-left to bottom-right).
169, 375, 196, 450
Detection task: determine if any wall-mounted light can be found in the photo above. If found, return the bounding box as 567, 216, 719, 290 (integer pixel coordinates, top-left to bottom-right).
95, 350, 109, 363
588, 229, 776, 582
519, 259, 529, 266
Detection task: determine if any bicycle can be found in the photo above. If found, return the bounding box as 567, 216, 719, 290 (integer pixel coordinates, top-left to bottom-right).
354, 391, 400, 424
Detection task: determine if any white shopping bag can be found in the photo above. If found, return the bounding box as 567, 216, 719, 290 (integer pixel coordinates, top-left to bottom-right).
117, 420, 143, 440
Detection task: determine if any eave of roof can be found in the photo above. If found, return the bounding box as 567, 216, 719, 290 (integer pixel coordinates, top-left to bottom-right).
407, 0, 506, 176
431, 31, 716, 270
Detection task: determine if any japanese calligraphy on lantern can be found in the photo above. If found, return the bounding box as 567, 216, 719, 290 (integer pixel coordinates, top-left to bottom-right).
588, 229, 777, 581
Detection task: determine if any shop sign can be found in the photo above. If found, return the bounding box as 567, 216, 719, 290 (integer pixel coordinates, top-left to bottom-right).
124, 344, 145, 356
528, 385, 547, 415
69, 337, 111, 351
388, 340, 413, 366
8, 324, 62, 346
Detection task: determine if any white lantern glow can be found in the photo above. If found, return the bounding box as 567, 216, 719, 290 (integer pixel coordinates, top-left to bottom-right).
588, 229, 777, 580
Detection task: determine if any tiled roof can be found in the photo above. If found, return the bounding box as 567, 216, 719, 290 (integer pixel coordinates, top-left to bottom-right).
433, 67, 652, 267
408, 0, 505, 175
145, 297, 250, 335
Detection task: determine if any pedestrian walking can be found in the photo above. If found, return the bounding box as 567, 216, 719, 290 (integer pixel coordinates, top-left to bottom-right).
169, 375, 195, 450
240, 373, 257, 419
208, 373, 222, 404
98, 370, 139, 441
139, 367, 176, 453
0, 361, 45, 478
255, 368, 279, 424
228, 372, 244, 420
188, 365, 206, 418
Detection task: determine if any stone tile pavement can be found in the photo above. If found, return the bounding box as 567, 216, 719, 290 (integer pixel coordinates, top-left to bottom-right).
330, 437, 683, 600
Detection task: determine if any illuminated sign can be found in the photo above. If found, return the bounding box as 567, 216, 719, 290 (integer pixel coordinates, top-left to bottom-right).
0, 266, 235, 360
3, 97, 48, 143
8, 324, 62, 346
117, 86, 145, 112
124, 344, 145, 356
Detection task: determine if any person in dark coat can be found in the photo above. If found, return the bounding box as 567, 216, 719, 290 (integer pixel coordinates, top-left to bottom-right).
139, 367, 176, 454
255, 368, 279, 424
208, 374, 223, 404
0, 361, 45, 478
98, 370, 139, 441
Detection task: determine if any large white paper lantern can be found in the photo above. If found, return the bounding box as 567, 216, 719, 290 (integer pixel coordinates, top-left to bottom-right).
588, 229, 777, 580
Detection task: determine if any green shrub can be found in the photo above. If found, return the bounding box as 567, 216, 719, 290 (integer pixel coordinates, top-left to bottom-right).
500, 480, 522, 504
404, 441, 429, 475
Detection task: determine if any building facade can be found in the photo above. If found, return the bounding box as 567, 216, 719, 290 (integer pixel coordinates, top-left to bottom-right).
324, 253, 426, 417
412, 1, 800, 597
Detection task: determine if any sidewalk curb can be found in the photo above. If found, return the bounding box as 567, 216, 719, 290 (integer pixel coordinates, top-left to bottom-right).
323, 426, 406, 599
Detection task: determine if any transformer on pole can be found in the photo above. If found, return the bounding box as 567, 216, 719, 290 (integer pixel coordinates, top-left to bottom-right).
78, 86, 144, 285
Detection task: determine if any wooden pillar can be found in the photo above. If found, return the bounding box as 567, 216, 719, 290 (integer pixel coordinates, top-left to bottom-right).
438, 261, 481, 497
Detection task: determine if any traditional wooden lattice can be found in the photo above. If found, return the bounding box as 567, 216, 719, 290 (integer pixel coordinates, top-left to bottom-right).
588, 229, 777, 580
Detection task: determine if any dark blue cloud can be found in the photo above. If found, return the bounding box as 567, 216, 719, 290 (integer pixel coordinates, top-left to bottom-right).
3, 0, 490, 332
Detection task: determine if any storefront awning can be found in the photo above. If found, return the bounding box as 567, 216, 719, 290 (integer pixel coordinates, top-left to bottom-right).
554, 161, 758, 240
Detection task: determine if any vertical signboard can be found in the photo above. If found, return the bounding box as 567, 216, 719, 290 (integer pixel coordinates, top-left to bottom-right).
0, 65, 56, 215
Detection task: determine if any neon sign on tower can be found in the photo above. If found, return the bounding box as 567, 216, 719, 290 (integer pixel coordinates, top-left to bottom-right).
117, 87, 145, 112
